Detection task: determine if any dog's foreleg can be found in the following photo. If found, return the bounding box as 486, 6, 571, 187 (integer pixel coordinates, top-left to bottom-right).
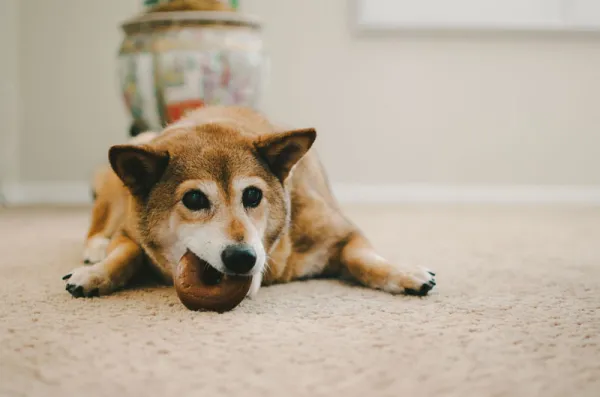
64, 233, 143, 297
340, 232, 436, 296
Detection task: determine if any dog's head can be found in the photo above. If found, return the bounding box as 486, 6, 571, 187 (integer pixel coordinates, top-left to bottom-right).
108, 123, 316, 280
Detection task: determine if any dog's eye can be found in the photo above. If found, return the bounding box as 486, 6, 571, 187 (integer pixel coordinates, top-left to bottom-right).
242, 187, 262, 208
182, 190, 210, 211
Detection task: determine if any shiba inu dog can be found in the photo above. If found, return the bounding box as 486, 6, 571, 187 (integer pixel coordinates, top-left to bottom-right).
63, 106, 436, 301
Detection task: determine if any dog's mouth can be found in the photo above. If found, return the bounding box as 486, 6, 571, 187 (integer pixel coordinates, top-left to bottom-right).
173, 250, 252, 313
199, 261, 224, 286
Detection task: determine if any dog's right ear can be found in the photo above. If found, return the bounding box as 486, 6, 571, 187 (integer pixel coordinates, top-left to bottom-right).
108, 144, 169, 197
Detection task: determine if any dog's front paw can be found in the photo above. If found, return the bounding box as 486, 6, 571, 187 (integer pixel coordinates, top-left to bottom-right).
82, 236, 110, 264
385, 267, 437, 296
62, 264, 114, 298
403, 269, 436, 296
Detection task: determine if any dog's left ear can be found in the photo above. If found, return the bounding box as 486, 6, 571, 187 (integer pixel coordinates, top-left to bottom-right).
255, 128, 316, 181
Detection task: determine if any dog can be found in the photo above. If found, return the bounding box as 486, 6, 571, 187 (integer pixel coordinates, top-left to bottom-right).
63, 106, 436, 301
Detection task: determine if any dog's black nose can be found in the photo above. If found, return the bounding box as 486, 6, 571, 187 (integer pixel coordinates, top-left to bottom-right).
221, 244, 256, 274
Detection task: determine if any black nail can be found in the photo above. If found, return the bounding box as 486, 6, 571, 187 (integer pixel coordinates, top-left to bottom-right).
428, 271, 436, 276
429, 280, 436, 286
62, 274, 72, 280
69, 286, 84, 298
83, 259, 91, 264
420, 284, 432, 294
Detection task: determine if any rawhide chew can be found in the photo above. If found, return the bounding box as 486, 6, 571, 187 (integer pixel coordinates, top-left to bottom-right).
174, 250, 252, 312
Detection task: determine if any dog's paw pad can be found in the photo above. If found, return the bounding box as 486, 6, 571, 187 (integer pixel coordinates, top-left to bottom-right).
66, 284, 85, 298
383, 266, 437, 296
63, 265, 112, 298
405, 280, 436, 296
403, 270, 436, 296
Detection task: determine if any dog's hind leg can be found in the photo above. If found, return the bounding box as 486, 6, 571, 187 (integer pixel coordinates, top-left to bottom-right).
83, 191, 126, 264
339, 232, 436, 296
82, 198, 111, 264
64, 233, 144, 298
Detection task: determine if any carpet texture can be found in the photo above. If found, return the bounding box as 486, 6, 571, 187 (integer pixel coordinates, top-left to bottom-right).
0, 205, 599, 397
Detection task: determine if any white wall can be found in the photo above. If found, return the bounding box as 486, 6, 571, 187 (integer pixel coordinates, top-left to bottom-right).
0, 0, 20, 186
241, 0, 600, 186
4, 0, 600, 203
18, 0, 139, 183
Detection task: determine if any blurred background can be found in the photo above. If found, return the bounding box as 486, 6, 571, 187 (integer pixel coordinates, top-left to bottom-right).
2, 4, 600, 395
2, 0, 600, 205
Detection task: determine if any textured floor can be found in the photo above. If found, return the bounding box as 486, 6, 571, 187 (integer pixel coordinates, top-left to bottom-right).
0, 205, 599, 397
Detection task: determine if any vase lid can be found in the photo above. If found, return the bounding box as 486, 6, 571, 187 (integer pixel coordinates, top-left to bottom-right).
121, 10, 262, 32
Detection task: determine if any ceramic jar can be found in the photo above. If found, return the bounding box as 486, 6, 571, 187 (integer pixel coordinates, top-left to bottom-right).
118, 11, 265, 131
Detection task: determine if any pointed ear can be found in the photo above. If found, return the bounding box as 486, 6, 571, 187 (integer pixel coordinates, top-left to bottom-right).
255, 128, 316, 181
108, 144, 169, 197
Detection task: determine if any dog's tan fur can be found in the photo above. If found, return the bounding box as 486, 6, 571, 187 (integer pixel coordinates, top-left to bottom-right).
64, 106, 436, 300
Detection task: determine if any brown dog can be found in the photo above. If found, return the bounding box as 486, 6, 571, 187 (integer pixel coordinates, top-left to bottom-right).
63, 106, 436, 301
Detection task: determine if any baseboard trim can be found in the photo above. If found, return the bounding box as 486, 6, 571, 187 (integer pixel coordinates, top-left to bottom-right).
2, 181, 600, 206
1, 182, 92, 206
333, 184, 600, 205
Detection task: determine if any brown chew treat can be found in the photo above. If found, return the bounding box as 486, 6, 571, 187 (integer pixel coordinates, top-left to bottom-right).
174, 250, 252, 312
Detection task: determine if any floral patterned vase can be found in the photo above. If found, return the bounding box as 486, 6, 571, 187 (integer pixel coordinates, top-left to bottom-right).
118, 11, 266, 131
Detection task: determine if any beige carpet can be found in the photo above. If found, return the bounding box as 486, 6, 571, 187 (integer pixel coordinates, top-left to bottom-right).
0, 205, 599, 397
